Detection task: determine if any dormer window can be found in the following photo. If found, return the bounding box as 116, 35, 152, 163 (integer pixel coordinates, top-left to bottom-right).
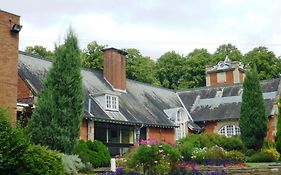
106, 95, 119, 111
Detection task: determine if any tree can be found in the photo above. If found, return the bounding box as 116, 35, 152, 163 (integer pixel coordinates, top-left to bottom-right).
126, 48, 159, 85
243, 46, 281, 80
25, 45, 54, 60
156, 51, 185, 89
0, 107, 28, 174
81, 41, 106, 70
276, 97, 281, 154
178, 48, 212, 89
239, 66, 267, 150
27, 29, 84, 154
212, 43, 243, 63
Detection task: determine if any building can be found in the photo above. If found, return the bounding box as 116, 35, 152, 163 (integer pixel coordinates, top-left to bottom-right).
0, 10, 279, 155
178, 58, 280, 141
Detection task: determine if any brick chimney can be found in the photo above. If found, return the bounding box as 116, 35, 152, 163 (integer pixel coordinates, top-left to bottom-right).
102, 48, 127, 91
0, 10, 21, 124
205, 56, 246, 87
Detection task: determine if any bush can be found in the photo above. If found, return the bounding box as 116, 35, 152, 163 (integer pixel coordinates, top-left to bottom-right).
218, 136, 244, 151
205, 146, 226, 164
191, 147, 207, 164
62, 154, 85, 174
0, 107, 28, 174
226, 151, 245, 163
262, 148, 280, 161
247, 150, 276, 162
20, 144, 64, 175
245, 149, 256, 157
74, 140, 110, 168
127, 143, 180, 174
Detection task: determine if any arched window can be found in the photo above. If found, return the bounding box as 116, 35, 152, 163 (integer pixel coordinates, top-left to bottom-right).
218, 125, 240, 137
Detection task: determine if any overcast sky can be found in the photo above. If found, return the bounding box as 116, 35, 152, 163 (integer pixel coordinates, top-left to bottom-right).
2, 0, 281, 59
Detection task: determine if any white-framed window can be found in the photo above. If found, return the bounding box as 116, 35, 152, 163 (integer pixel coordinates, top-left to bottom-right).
105, 95, 119, 111
218, 125, 240, 137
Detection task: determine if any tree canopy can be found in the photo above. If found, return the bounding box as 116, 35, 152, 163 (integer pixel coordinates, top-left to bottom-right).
81, 41, 106, 70
27, 29, 84, 154
239, 65, 267, 150
25, 45, 54, 60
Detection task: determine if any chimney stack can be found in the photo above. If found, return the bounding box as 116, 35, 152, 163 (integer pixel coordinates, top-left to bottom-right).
0, 10, 21, 123
102, 48, 127, 91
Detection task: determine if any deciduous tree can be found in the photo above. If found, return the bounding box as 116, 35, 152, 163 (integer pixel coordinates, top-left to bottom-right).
25, 45, 54, 60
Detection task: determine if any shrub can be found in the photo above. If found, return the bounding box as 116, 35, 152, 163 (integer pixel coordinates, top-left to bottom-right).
180, 142, 194, 161
0, 107, 28, 174
226, 151, 245, 163
20, 144, 64, 175
262, 148, 280, 161
218, 136, 244, 151
262, 140, 276, 149
127, 143, 180, 174
245, 149, 256, 157
205, 146, 226, 164
62, 154, 85, 174
86, 140, 110, 167
247, 150, 276, 162
74, 140, 110, 168
191, 147, 207, 164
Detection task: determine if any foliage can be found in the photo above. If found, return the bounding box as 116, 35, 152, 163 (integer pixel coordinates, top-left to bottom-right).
61, 154, 85, 174
126, 48, 159, 85
86, 140, 111, 167
244, 149, 256, 157
212, 43, 243, 63
81, 41, 106, 70
205, 146, 226, 164
226, 151, 246, 164
262, 140, 276, 149
156, 51, 185, 89
239, 65, 267, 150
0, 107, 28, 175
178, 48, 211, 89
25, 45, 54, 60
74, 140, 110, 168
246, 151, 276, 162
28, 29, 84, 154
19, 144, 64, 175
261, 148, 280, 161
127, 143, 181, 174
191, 147, 207, 164
243, 46, 281, 80
276, 97, 281, 154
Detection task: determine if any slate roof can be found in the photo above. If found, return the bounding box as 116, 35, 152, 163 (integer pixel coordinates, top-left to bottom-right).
177, 78, 281, 122
18, 51, 182, 128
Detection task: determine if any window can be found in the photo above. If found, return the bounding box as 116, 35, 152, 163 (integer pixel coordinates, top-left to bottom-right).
218, 125, 240, 137
217, 72, 226, 83
105, 95, 118, 111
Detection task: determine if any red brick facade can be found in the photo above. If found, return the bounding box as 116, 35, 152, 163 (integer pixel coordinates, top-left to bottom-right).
147, 127, 175, 144
0, 10, 20, 124
17, 75, 31, 99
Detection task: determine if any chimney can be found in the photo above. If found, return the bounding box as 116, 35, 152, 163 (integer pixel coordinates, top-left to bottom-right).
0, 10, 21, 124
102, 48, 127, 91
205, 57, 246, 87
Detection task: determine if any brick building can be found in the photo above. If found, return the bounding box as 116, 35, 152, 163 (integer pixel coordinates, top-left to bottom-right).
1, 10, 279, 156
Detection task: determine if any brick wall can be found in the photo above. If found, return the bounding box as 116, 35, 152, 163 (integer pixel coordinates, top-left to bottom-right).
103, 48, 126, 91
80, 119, 88, 141
17, 75, 32, 99
147, 127, 175, 144
0, 10, 20, 124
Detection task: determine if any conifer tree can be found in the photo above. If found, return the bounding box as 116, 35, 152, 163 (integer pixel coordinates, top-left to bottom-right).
28, 29, 84, 154
239, 66, 267, 150
276, 98, 281, 154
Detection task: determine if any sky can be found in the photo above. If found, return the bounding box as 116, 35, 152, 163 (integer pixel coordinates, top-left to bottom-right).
2, 0, 281, 59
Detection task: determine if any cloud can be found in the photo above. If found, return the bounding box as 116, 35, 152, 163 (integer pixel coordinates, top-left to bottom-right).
2, 0, 281, 58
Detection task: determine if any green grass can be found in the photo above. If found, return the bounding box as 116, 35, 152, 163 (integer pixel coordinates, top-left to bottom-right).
247, 162, 274, 167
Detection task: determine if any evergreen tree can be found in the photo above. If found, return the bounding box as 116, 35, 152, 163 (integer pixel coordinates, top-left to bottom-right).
276, 97, 281, 154
239, 66, 267, 150
28, 29, 84, 154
